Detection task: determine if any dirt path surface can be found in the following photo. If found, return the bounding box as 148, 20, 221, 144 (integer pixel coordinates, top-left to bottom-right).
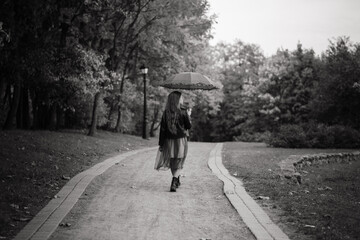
49, 142, 255, 240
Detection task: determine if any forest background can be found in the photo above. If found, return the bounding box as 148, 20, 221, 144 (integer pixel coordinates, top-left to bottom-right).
1, 0, 360, 148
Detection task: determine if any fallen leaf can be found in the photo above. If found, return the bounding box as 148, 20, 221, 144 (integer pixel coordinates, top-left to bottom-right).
13, 217, 31, 222
304, 224, 316, 228
10, 204, 19, 209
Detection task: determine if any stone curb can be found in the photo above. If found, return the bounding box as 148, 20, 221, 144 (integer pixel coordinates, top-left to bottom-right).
279, 151, 360, 181
13, 146, 158, 240
208, 143, 289, 240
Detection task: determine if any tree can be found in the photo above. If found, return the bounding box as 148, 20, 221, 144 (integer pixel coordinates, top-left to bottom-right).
311, 37, 360, 129
256, 44, 320, 131
213, 40, 265, 140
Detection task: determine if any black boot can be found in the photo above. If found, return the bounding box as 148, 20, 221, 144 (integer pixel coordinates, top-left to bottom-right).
175, 176, 181, 188
170, 177, 177, 192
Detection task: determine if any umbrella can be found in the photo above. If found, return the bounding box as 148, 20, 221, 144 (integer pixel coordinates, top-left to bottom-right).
160, 72, 220, 90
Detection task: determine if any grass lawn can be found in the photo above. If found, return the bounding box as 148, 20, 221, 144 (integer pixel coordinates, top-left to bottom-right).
223, 142, 360, 240
0, 129, 157, 239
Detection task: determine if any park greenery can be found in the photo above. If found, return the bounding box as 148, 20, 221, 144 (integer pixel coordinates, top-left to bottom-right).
1, 0, 360, 148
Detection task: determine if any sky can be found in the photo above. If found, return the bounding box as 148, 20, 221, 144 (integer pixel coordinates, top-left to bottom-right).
207, 0, 360, 56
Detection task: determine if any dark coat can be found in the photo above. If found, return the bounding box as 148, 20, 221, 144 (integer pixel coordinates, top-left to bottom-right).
158, 109, 191, 147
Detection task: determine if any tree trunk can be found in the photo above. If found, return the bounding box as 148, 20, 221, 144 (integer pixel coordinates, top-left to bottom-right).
22, 88, 31, 129
3, 84, 21, 130
57, 108, 65, 129
114, 95, 122, 133
149, 106, 160, 137
30, 90, 39, 129
105, 100, 114, 130
48, 105, 57, 130
16, 86, 24, 128
0, 80, 6, 102
88, 91, 101, 136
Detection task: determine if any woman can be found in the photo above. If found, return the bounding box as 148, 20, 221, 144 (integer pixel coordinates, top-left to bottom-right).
154, 91, 192, 192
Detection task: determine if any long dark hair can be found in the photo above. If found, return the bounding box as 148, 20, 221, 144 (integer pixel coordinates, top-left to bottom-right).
164, 91, 182, 134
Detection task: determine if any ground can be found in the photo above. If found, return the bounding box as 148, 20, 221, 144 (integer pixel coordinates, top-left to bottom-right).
48, 142, 254, 240
223, 142, 360, 240
1, 131, 359, 239
0, 129, 157, 239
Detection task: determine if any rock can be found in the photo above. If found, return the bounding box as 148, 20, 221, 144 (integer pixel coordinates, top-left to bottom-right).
59, 222, 72, 227
62, 175, 70, 180
256, 196, 270, 200
293, 172, 302, 184
284, 174, 292, 179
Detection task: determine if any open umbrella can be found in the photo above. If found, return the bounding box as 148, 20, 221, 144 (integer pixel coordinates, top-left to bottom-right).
160, 72, 220, 90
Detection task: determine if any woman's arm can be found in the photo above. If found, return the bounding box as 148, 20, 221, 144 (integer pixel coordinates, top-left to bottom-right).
183, 110, 192, 130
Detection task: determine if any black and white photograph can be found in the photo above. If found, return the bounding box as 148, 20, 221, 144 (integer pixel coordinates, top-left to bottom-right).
1, 0, 359, 239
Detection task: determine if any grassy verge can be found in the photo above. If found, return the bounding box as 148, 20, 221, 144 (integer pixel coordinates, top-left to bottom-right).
223, 142, 360, 240
0, 129, 157, 239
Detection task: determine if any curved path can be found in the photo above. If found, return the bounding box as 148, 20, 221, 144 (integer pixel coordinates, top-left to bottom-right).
14, 142, 288, 240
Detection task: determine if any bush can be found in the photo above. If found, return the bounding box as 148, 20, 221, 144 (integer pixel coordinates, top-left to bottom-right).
303, 122, 335, 148
267, 123, 360, 148
234, 131, 271, 142
327, 125, 360, 148
267, 125, 308, 148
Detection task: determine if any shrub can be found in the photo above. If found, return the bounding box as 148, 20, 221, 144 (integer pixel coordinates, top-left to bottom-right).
267, 122, 360, 148
234, 131, 271, 142
303, 122, 335, 148
267, 125, 308, 148
327, 125, 360, 148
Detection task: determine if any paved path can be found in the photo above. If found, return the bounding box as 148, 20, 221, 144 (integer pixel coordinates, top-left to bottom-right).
14, 142, 289, 240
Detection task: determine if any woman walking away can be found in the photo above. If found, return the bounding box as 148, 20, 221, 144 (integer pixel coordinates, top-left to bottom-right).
154, 91, 192, 192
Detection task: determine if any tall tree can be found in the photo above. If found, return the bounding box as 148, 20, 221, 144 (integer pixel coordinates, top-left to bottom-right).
311, 37, 360, 129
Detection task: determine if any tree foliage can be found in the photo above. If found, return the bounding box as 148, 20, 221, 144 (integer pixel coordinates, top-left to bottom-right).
0, 0, 215, 135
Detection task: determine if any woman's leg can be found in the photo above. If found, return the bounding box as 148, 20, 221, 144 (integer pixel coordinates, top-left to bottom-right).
170, 158, 182, 177
173, 169, 181, 178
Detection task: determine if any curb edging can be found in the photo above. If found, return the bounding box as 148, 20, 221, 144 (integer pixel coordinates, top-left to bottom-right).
208, 143, 289, 240
13, 146, 157, 240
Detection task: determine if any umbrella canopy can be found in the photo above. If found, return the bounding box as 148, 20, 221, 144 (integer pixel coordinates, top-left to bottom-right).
160, 72, 219, 90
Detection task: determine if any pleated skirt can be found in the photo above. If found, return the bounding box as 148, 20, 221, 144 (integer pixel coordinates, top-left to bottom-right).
154, 137, 188, 171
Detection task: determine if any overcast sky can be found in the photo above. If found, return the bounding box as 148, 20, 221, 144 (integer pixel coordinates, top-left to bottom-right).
207, 0, 360, 56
